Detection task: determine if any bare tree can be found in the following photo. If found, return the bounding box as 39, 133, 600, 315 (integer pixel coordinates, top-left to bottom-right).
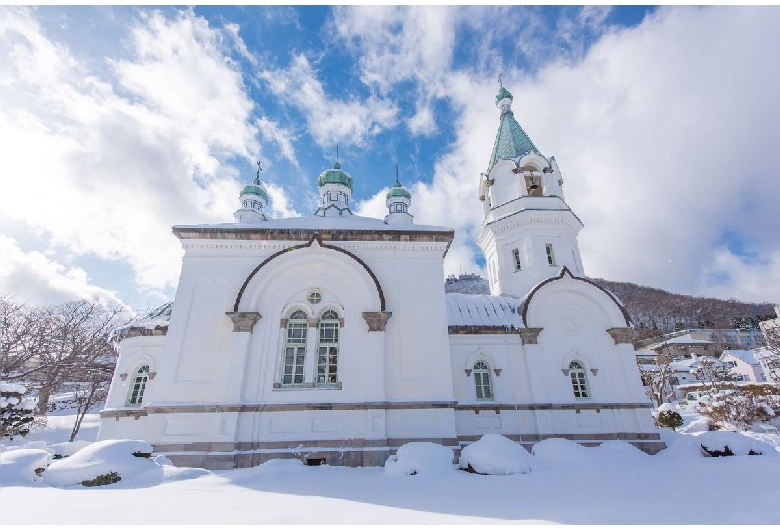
758, 318, 780, 384
689, 356, 738, 396
28, 300, 124, 415
0, 296, 52, 385
638, 362, 677, 407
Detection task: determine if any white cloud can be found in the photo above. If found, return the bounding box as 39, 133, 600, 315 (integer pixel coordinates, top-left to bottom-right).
256, 117, 299, 167
0, 234, 124, 306
0, 8, 262, 302
336, 6, 780, 303
265, 182, 301, 219
258, 54, 399, 148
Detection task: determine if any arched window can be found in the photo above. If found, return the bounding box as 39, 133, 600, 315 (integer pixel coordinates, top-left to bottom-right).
569, 361, 590, 399
474, 361, 493, 401
127, 364, 150, 406
316, 310, 340, 385
282, 310, 308, 386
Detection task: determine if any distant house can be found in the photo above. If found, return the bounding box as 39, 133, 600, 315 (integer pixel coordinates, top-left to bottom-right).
636, 328, 766, 355
645, 337, 715, 363
719, 349, 765, 382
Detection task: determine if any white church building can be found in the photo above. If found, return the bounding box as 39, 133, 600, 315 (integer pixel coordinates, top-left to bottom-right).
99, 85, 664, 468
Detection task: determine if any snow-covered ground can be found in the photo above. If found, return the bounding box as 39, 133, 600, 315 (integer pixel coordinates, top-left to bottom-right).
2, 406, 780, 524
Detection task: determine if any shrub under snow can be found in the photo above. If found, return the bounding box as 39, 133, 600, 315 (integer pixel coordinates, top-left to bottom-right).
0, 447, 52, 485
43, 439, 164, 488
695, 431, 778, 457
1, 383, 37, 439
459, 434, 533, 475
384, 442, 455, 475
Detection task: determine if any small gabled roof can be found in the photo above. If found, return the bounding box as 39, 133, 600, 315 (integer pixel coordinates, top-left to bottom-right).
721, 349, 759, 365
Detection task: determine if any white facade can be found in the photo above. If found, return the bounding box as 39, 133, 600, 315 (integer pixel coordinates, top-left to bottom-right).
99, 85, 664, 468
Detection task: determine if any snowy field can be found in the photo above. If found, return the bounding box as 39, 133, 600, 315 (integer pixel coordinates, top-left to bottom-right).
2, 407, 780, 525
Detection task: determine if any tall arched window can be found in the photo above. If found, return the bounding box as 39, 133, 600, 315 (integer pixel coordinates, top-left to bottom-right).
127, 364, 150, 406
282, 310, 308, 386
569, 361, 590, 399
474, 361, 493, 401
316, 310, 340, 385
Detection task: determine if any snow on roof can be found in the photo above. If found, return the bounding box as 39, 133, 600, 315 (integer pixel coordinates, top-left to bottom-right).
174, 214, 452, 233
654, 337, 715, 346
446, 293, 523, 328
112, 302, 172, 340
720, 349, 759, 365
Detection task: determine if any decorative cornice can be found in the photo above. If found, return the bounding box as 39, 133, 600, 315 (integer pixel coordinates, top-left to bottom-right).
362, 311, 392, 332
226, 312, 262, 333
448, 325, 521, 335
607, 327, 636, 345
100, 400, 458, 417
174, 226, 454, 244
518, 328, 543, 344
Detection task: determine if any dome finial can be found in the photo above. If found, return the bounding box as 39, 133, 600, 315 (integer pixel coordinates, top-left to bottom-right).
395, 163, 401, 186
498, 72, 503, 88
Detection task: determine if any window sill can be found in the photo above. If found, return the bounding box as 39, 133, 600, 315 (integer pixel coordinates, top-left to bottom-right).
273, 382, 342, 390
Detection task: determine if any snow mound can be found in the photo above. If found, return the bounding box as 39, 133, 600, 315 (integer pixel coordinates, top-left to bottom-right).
48, 441, 91, 459
658, 430, 780, 458
384, 442, 455, 475
0, 448, 52, 485
43, 439, 164, 488
531, 438, 593, 464
459, 434, 533, 475
531, 438, 649, 466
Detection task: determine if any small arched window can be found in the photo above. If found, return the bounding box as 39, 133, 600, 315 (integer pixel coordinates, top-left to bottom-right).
569, 361, 590, 399
474, 361, 493, 401
127, 364, 150, 406
282, 310, 308, 386
316, 310, 340, 385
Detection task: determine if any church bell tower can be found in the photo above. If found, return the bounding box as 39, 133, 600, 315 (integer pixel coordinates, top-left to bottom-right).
477, 82, 585, 297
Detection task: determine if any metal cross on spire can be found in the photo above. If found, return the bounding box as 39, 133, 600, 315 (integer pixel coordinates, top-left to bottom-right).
395, 163, 400, 185
254, 160, 262, 184
498, 72, 503, 88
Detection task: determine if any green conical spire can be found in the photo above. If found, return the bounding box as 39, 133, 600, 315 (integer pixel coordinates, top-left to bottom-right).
487, 85, 543, 172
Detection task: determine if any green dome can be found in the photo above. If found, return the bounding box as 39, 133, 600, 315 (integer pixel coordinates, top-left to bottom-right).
386, 180, 411, 200
495, 86, 513, 104
317, 162, 353, 190
240, 183, 268, 202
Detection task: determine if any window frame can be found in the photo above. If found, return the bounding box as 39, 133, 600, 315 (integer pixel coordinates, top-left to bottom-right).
512, 248, 522, 271
569, 360, 590, 399
315, 309, 340, 386
281, 310, 308, 386
127, 364, 150, 407
473, 361, 494, 401
545, 243, 556, 266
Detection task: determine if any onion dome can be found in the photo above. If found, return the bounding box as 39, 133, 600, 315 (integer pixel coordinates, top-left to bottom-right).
386, 178, 411, 200
317, 162, 353, 190
239, 182, 269, 203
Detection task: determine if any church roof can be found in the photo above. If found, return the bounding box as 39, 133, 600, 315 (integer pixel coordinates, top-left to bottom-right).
445, 293, 523, 329
176, 215, 448, 233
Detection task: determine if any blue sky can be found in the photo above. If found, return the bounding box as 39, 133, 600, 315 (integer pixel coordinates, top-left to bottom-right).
2, 6, 779, 312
